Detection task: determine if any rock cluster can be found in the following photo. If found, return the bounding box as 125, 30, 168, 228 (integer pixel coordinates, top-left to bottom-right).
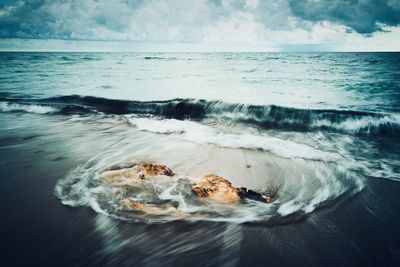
99, 161, 277, 216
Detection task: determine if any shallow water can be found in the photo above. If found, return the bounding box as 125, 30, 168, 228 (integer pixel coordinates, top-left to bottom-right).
1, 52, 400, 266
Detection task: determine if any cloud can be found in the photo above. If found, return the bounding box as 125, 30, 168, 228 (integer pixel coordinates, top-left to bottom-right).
287, 0, 400, 34
0, 0, 144, 40
0, 0, 280, 46
0, 0, 399, 50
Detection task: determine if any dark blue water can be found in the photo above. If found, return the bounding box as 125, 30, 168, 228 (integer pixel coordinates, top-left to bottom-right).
1, 52, 400, 266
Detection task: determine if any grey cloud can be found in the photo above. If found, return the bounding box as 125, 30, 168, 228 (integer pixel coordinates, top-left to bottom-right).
0, 0, 144, 39
0, 0, 226, 41
256, 0, 307, 31
0, 0, 399, 42
0, 0, 55, 38
288, 0, 400, 34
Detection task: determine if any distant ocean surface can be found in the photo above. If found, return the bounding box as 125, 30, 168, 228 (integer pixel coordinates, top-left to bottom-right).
1, 52, 400, 266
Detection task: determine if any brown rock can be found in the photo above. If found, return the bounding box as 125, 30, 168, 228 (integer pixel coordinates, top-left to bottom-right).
192, 174, 277, 204
192, 174, 244, 204
141, 163, 175, 177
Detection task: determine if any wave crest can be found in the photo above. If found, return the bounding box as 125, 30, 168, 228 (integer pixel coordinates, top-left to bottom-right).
1, 95, 399, 136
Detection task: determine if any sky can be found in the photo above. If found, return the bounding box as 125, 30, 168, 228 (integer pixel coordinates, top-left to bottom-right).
0, 0, 399, 52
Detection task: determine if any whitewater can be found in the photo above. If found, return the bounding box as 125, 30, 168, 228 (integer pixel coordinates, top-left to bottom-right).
1, 51, 400, 223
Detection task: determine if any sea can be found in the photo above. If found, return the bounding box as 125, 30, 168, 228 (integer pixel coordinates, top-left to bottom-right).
1, 52, 400, 266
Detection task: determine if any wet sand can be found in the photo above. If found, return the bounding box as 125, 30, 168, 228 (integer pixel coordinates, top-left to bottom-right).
1, 114, 400, 266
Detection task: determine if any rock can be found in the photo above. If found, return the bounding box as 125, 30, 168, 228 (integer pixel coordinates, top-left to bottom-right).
100, 162, 174, 185
244, 189, 276, 203
120, 199, 187, 217
140, 163, 175, 177
100, 161, 277, 219
192, 174, 246, 204
192, 174, 277, 204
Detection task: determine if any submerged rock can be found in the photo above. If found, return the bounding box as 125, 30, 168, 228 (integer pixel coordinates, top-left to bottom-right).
100, 162, 175, 184
120, 199, 187, 217
244, 189, 276, 204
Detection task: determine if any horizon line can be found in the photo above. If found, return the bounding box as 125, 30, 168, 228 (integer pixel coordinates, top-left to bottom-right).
1, 50, 399, 53
1, 38, 399, 53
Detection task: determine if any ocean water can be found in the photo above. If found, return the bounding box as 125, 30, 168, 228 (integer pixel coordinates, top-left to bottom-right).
1, 52, 400, 266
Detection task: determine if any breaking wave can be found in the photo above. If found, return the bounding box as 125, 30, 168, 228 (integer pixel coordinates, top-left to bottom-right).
0, 95, 399, 136
0, 95, 400, 135
0, 102, 57, 114
7, 94, 379, 223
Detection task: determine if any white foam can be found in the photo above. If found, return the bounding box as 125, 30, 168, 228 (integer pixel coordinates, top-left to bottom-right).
129, 117, 210, 134
0, 102, 57, 114
55, 154, 365, 223
54, 118, 365, 224
128, 117, 339, 161
277, 199, 305, 216
311, 114, 400, 134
